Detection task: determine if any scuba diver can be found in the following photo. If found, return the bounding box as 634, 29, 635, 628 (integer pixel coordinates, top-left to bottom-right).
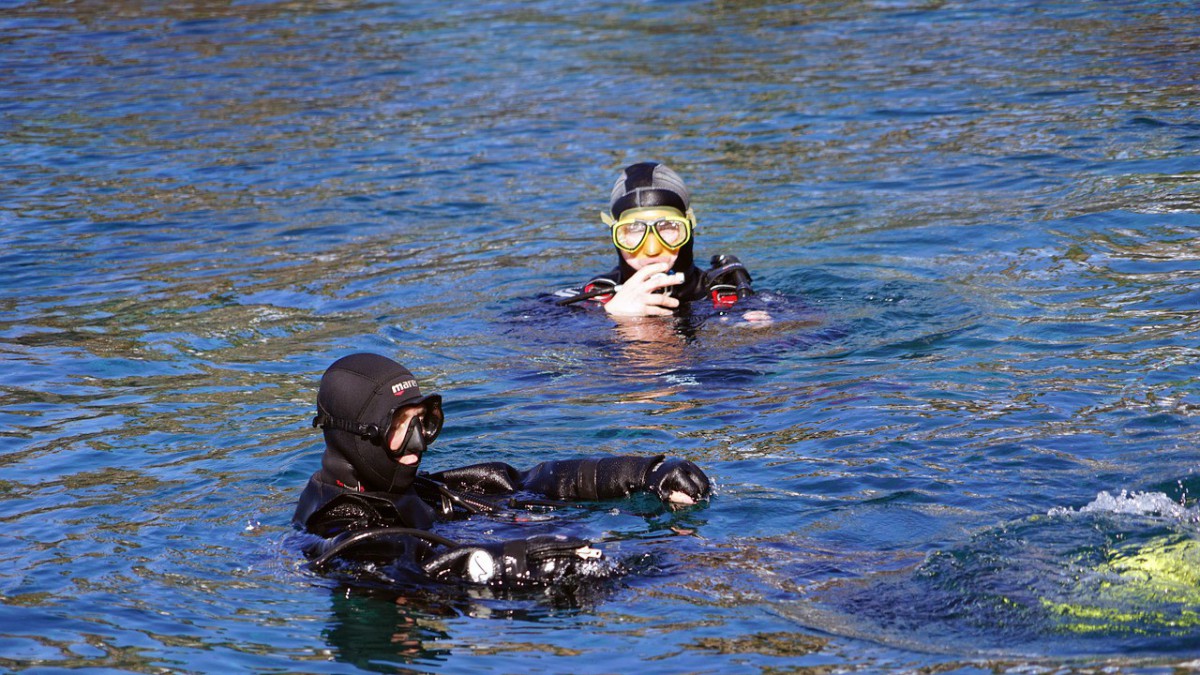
293, 352, 712, 588
556, 161, 758, 317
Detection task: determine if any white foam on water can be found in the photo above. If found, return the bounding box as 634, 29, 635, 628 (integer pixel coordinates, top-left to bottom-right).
1048, 490, 1198, 521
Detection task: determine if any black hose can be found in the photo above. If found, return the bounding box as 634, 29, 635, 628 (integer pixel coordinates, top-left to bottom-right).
308, 527, 461, 570
555, 286, 617, 306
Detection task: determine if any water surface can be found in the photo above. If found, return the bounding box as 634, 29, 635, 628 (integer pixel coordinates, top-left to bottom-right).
4, 0, 1200, 672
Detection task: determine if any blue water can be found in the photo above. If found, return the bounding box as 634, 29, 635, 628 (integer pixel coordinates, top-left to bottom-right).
4, 0, 1200, 672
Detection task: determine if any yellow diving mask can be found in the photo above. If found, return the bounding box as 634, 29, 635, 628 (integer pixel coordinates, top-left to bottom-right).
601, 209, 694, 253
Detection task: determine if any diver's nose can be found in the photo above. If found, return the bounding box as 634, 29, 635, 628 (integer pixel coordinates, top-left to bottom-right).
639, 231, 664, 257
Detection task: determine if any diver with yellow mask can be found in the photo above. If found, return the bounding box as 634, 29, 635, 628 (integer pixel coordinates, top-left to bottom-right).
557, 162, 756, 317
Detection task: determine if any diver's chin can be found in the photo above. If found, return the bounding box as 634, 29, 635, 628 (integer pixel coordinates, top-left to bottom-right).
397, 454, 419, 466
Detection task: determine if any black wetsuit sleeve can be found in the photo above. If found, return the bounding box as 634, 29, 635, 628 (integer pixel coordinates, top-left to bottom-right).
423, 457, 684, 499
518, 455, 712, 502
424, 462, 523, 494
519, 455, 658, 500
422, 455, 713, 504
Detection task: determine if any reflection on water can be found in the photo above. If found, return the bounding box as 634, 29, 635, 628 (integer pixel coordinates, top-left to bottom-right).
321, 587, 489, 670
611, 316, 690, 374
319, 583, 623, 668
5, 0, 1200, 672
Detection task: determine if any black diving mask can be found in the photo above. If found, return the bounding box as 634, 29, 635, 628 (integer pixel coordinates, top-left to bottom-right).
381, 397, 444, 459
313, 394, 444, 448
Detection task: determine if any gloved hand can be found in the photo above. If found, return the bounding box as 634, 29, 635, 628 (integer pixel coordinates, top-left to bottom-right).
646, 457, 711, 506
423, 534, 602, 587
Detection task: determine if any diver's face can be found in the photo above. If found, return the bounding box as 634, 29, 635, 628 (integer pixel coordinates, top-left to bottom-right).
614, 207, 683, 272
387, 404, 426, 465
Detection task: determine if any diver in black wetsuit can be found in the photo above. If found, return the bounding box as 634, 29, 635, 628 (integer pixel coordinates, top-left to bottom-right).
293, 352, 711, 587
557, 161, 757, 317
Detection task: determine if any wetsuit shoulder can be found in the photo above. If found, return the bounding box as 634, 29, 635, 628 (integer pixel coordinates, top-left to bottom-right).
701, 254, 754, 308
294, 473, 435, 537
590, 266, 621, 284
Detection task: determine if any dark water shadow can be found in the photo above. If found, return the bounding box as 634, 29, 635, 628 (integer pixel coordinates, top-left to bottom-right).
775, 481, 1200, 663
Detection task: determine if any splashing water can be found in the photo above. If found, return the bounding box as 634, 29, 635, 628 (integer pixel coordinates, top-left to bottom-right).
1051, 490, 1200, 522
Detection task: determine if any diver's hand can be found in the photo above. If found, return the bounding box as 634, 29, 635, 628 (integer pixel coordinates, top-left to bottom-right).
604, 262, 683, 317
742, 310, 773, 325
646, 457, 711, 506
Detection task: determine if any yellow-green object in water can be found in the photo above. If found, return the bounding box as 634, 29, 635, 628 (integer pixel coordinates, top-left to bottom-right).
1043, 535, 1200, 635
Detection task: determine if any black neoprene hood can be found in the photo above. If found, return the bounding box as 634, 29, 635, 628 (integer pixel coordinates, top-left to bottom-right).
314, 353, 439, 492
609, 161, 691, 220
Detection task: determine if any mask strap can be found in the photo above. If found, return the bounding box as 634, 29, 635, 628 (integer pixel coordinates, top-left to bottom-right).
312, 411, 381, 443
